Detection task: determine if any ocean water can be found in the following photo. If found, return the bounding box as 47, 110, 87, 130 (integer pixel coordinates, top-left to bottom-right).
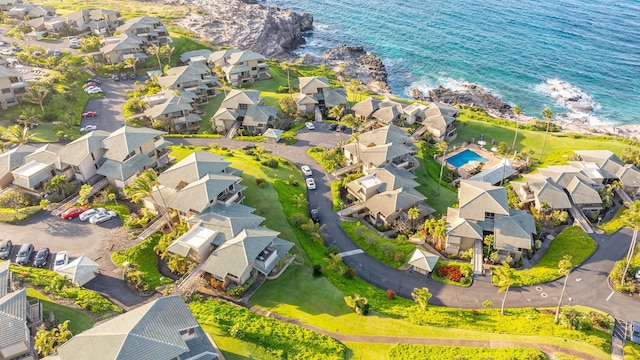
264, 0, 640, 125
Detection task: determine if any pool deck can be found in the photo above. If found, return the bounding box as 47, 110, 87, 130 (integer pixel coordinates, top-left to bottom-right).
441, 144, 503, 179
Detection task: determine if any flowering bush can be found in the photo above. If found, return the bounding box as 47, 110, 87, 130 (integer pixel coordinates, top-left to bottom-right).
437, 265, 463, 282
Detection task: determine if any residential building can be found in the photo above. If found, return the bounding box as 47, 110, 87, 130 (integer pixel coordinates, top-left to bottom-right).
213, 89, 277, 134
296, 76, 347, 111
46, 295, 219, 360
408, 248, 440, 275
0, 0, 23, 12
575, 150, 640, 194
96, 126, 170, 189
11, 143, 61, 194
362, 187, 427, 227
208, 49, 269, 87
445, 180, 536, 262
66, 9, 122, 35
157, 62, 219, 102
0, 144, 37, 189
342, 125, 418, 171
0, 65, 28, 109
99, 33, 147, 64
7, 3, 55, 19
201, 227, 293, 286
511, 174, 572, 211
179, 49, 212, 65
116, 16, 170, 47
55, 130, 109, 184
415, 102, 458, 142
144, 90, 201, 133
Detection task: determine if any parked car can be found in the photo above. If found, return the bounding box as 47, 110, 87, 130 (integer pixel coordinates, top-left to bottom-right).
301, 165, 313, 177
82, 82, 98, 89
61, 205, 90, 220
52, 50, 61, 56
129, 73, 137, 80
69, 43, 81, 49
0, 49, 14, 56
0, 239, 12, 260
33, 248, 50, 268
85, 78, 101, 85
15, 243, 34, 265
80, 125, 97, 132
53, 251, 69, 271
89, 210, 118, 224
635, 269, 640, 280
329, 123, 338, 131
85, 87, 103, 95
81, 111, 97, 117
79, 207, 105, 221
310, 208, 320, 223
111, 74, 120, 81
305, 122, 315, 130
306, 178, 316, 190
632, 321, 640, 345
83, 86, 99, 92
242, 144, 257, 150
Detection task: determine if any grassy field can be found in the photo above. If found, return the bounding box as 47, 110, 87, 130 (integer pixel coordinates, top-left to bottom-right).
111, 233, 173, 291
26, 287, 94, 336
0, 206, 41, 223
387, 344, 546, 360
624, 341, 640, 360
508, 227, 598, 286
599, 206, 628, 235
414, 151, 458, 216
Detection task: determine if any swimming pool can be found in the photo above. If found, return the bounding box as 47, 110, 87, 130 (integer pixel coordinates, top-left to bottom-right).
446, 149, 488, 168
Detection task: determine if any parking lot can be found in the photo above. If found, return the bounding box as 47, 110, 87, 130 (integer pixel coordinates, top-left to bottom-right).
80, 76, 141, 133
0, 210, 121, 270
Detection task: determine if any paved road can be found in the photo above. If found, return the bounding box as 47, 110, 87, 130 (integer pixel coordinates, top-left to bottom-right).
175, 126, 640, 322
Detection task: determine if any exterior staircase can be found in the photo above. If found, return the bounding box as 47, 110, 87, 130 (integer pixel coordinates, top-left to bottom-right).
226, 120, 242, 138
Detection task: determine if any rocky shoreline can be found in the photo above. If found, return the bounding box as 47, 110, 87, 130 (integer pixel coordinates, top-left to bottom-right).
158, 0, 640, 141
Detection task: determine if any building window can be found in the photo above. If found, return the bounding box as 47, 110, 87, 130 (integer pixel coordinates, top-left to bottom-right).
180, 327, 196, 341
1, 88, 10, 94
485, 212, 495, 220
239, 104, 247, 110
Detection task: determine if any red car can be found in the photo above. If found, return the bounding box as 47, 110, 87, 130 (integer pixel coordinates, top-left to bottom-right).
82, 111, 97, 117
61, 205, 90, 220
82, 82, 98, 89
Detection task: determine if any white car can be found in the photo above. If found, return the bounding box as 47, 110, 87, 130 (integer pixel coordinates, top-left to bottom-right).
301, 165, 313, 177
306, 178, 316, 190
80, 125, 97, 132
89, 210, 117, 224
53, 251, 69, 272
85, 87, 102, 94
0, 49, 14, 56
635, 269, 640, 280
305, 122, 315, 130
79, 207, 105, 221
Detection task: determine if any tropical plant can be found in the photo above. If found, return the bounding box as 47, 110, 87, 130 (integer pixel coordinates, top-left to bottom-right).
301, 220, 329, 245
77, 184, 93, 206
328, 104, 346, 122
147, 44, 163, 71
411, 287, 432, 311
123, 169, 173, 230
123, 56, 140, 76
435, 141, 448, 196
160, 44, 175, 67
407, 207, 421, 232
620, 201, 640, 287
555, 255, 573, 323
291, 193, 307, 209
43, 175, 72, 199
1, 124, 33, 145
34, 320, 72, 357
21, 80, 51, 114
539, 107, 553, 163
494, 261, 515, 315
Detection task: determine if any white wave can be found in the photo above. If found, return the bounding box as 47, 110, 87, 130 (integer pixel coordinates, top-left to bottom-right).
537, 78, 602, 123
404, 77, 503, 99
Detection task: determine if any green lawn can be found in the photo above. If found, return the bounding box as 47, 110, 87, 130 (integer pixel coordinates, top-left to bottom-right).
624, 341, 640, 360
507, 227, 598, 286
414, 152, 458, 216
340, 221, 415, 268
111, 233, 173, 291
387, 344, 546, 360
599, 206, 628, 235
0, 206, 41, 223
26, 287, 94, 336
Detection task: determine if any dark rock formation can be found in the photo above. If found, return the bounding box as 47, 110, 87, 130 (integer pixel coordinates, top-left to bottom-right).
411, 84, 513, 116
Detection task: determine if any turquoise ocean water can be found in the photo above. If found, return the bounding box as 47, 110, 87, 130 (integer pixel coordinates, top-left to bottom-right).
265, 0, 640, 125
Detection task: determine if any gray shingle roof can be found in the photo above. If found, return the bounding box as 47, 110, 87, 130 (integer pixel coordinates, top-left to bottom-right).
167, 174, 243, 214
24, 143, 61, 165
0, 144, 37, 178
189, 203, 265, 245
617, 164, 640, 189
468, 164, 517, 185
0, 261, 9, 299
243, 105, 277, 126
0, 288, 29, 354
408, 248, 439, 272
298, 76, 329, 94
102, 126, 165, 162
57, 130, 109, 167
352, 97, 381, 118
96, 152, 152, 181
458, 180, 509, 221
56, 256, 99, 285
494, 210, 536, 251
55, 295, 216, 360
363, 187, 425, 217
566, 177, 602, 206
159, 151, 230, 189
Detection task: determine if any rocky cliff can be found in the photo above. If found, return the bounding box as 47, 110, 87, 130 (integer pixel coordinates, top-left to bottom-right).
155, 0, 313, 57
300, 45, 391, 95
411, 84, 513, 117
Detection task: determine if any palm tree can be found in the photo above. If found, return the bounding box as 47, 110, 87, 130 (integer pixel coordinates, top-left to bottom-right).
328, 104, 346, 122
124, 169, 173, 231
161, 44, 175, 67
494, 261, 515, 315
483, 234, 495, 256
83, 56, 100, 73
407, 207, 421, 232
213, 66, 230, 97
21, 81, 51, 114
44, 175, 71, 198
301, 220, 328, 245
511, 105, 521, 152
539, 107, 553, 163
348, 79, 364, 102
147, 44, 162, 71
281, 61, 293, 98
435, 141, 448, 196
411, 287, 432, 311
620, 201, 640, 287
291, 193, 307, 209
18, 107, 41, 128
555, 255, 573, 323
123, 56, 140, 76
2, 124, 33, 145
325, 253, 345, 274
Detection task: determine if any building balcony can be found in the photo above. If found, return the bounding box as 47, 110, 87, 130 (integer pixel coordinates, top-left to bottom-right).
217, 189, 244, 206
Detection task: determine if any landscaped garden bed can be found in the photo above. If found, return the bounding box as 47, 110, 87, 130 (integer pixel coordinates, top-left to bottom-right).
432, 261, 473, 287
340, 221, 414, 268
387, 344, 546, 360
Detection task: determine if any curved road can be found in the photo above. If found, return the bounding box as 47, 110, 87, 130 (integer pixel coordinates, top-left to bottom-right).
174, 126, 638, 322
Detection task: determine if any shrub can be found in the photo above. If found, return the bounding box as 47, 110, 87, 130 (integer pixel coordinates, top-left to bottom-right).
256, 178, 267, 188
289, 213, 307, 227
344, 294, 370, 316
344, 267, 357, 279
260, 158, 279, 168
386, 289, 396, 299
326, 245, 340, 255
437, 265, 463, 282
313, 264, 323, 277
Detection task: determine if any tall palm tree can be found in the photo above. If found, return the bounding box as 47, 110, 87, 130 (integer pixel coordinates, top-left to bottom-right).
161, 44, 175, 67
411, 287, 432, 311
21, 81, 51, 114
328, 104, 346, 123
435, 141, 448, 196
555, 255, 573, 323
347, 79, 363, 102
124, 169, 173, 231
2, 124, 33, 145
213, 66, 229, 97
539, 107, 553, 163
301, 220, 328, 245
620, 201, 640, 287
123, 56, 140, 76
511, 105, 521, 152
147, 44, 162, 71
494, 261, 515, 315
407, 207, 421, 232
281, 61, 293, 98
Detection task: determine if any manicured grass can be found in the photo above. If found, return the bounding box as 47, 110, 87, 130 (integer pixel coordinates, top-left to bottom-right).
387, 344, 546, 360
599, 206, 628, 235
0, 206, 41, 223
340, 221, 415, 268
102, 201, 131, 222
32, 0, 190, 23
624, 341, 640, 360
414, 152, 458, 216
507, 227, 598, 286
26, 287, 93, 336
111, 233, 173, 290
343, 342, 391, 360
190, 299, 346, 360
197, 93, 224, 134
455, 115, 639, 166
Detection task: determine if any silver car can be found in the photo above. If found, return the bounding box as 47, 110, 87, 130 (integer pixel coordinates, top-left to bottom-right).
89, 210, 118, 224
16, 243, 34, 265
79, 208, 105, 221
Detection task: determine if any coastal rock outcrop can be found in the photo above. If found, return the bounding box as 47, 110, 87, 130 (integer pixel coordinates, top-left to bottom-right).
301, 45, 391, 95
155, 0, 312, 57
411, 84, 513, 116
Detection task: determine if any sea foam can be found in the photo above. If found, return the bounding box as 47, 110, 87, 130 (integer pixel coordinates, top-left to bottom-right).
536, 79, 604, 124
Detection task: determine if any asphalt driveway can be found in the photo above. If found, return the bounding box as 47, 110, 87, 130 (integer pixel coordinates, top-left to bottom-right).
80, 76, 142, 133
